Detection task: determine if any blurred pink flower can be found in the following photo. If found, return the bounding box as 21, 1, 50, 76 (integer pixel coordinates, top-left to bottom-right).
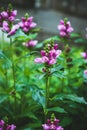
42, 118, 64, 130
57, 19, 73, 38
35, 43, 61, 66
25, 40, 38, 47
81, 52, 87, 60
1, 11, 8, 19
19, 16, 37, 33
6, 124, 16, 130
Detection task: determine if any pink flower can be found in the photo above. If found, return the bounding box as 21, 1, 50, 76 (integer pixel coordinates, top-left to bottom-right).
57, 18, 73, 38
8, 24, 19, 36
25, 40, 38, 47
59, 31, 66, 37
30, 22, 37, 28
67, 27, 74, 33
84, 70, 87, 75
35, 43, 62, 66
41, 50, 46, 56
1, 11, 8, 18
0, 120, 16, 130
2, 21, 10, 32
11, 10, 17, 17
48, 58, 56, 65
57, 25, 66, 31
57, 126, 64, 130
8, 16, 15, 22
0, 120, 4, 130
19, 15, 37, 33
81, 52, 87, 60
42, 116, 64, 130
6, 124, 16, 130
34, 57, 43, 63
42, 56, 49, 63
54, 44, 58, 50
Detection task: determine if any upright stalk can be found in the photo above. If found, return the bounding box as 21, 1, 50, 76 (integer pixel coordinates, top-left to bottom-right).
2, 32, 8, 88
45, 73, 50, 121
10, 38, 16, 113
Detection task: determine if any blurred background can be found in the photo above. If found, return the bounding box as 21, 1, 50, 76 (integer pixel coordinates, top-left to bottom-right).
0, 0, 87, 41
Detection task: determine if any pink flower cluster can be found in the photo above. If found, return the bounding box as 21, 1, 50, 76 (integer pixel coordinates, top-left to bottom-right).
0, 120, 16, 130
19, 16, 37, 33
0, 6, 18, 36
34, 43, 61, 65
42, 118, 64, 130
0, 10, 17, 27
81, 51, 87, 61
57, 19, 74, 38
0, 5, 37, 37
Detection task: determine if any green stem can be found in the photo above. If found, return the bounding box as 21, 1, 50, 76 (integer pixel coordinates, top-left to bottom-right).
2, 32, 8, 87
10, 38, 16, 113
5, 66, 8, 88
45, 74, 49, 121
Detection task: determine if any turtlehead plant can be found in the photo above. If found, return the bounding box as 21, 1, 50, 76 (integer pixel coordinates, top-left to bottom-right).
34, 41, 61, 69
57, 18, 73, 38
42, 114, 64, 130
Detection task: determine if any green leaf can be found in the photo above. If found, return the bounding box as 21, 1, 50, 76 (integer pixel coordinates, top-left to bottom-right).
0, 94, 9, 104
71, 33, 80, 38
54, 94, 87, 105
48, 107, 66, 113
30, 85, 45, 108
44, 36, 61, 43
39, 73, 46, 80
8, 29, 26, 38
75, 38, 84, 43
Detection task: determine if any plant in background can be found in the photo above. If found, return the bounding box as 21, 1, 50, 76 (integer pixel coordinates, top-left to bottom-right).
57, 18, 74, 38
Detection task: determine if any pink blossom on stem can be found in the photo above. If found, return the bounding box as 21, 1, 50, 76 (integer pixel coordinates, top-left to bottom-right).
34, 57, 43, 63
1, 11, 8, 19
42, 115, 64, 130
81, 51, 87, 60
0, 120, 4, 130
19, 15, 37, 33
84, 70, 87, 75
57, 18, 74, 38
25, 40, 38, 47
0, 120, 16, 130
34, 43, 61, 66
11, 10, 17, 17
6, 124, 16, 130
8, 24, 19, 36
2, 21, 10, 32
